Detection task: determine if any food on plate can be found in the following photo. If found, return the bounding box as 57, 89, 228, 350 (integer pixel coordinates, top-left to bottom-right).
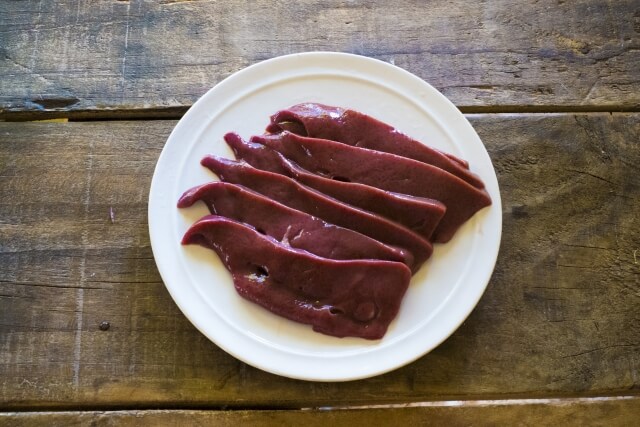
279, 157, 447, 240
219, 136, 446, 240
251, 131, 491, 243
182, 215, 412, 339
178, 182, 409, 265
268, 103, 482, 188
224, 132, 290, 175
201, 155, 435, 272
178, 104, 491, 339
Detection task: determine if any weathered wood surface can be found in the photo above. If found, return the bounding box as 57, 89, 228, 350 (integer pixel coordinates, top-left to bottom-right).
1, 0, 639, 119
1, 114, 638, 409
2, 397, 640, 426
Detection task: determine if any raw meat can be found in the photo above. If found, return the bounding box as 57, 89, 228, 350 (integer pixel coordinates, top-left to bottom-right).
251, 131, 492, 243
201, 155, 435, 271
178, 181, 409, 265
182, 215, 412, 339
268, 103, 482, 187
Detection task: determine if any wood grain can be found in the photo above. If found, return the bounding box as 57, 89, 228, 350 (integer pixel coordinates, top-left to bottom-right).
1, 0, 639, 118
1, 114, 639, 409
2, 397, 640, 426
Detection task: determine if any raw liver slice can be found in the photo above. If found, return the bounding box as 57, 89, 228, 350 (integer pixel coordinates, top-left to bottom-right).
223, 134, 446, 240
251, 132, 492, 243
182, 215, 412, 339
178, 182, 409, 265
224, 132, 289, 175
276, 156, 446, 239
268, 103, 483, 188
208, 149, 433, 272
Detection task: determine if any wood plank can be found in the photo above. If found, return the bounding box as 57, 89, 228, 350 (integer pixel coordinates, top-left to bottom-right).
0, 114, 639, 409
2, 397, 640, 426
1, 0, 639, 118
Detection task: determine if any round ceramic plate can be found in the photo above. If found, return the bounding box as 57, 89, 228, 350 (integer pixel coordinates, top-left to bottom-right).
149, 52, 502, 381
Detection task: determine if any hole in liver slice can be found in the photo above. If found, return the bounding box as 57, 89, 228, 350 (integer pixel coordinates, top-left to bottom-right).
255, 227, 266, 235
329, 307, 344, 315
331, 175, 351, 182
255, 265, 269, 277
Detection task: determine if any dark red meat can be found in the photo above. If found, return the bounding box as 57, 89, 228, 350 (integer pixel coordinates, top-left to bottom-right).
224, 132, 289, 175
178, 182, 409, 264
268, 103, 483, 187
201, 155, 435, 272
276, 156, 446, 240
251, 132, 491, 243
222, 133, 445, 241
182, 215, 411, 339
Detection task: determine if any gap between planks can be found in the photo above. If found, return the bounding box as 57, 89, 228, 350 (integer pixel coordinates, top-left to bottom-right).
2, 105, 640, 122
2, 394, 639, 413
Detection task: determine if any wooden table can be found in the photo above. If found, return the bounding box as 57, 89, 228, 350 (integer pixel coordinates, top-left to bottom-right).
1, 1, 639, 424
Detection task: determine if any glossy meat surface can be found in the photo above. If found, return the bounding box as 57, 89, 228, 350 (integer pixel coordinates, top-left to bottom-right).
251, 132, 492, 243
178, 181, 408, 264
182, 216, 412, 339
278, 156, 446, 240
269, 103, 483, 188
213, 145, 434, 271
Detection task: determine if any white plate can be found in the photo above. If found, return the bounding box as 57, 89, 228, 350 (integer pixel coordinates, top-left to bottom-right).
148, 52, 502, 381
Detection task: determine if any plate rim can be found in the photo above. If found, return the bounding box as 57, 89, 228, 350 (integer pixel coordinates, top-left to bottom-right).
148, 51, 502, 381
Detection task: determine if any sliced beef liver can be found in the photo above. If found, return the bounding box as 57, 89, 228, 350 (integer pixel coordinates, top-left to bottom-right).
182, 215, 411, 339
222, 134, 444, 241
276, 156, 446, 240
251, 132, 491, 243
268, 103, 483, 188
202, 155, 434, 272
178, 181, 409, 265
224, 132, 289, 175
